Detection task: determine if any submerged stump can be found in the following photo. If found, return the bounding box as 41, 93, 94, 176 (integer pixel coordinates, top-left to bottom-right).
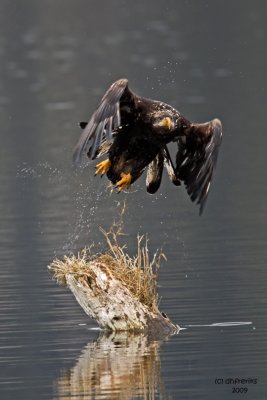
65, 262, 177, 334
49, 224, 179, 335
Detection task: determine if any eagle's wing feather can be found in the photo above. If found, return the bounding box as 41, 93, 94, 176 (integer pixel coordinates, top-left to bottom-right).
146, 151, 164, 194
146, 146, 181, 194
175, 118, 222, 214
73, 79, 135, 163
163, 146, 181, 187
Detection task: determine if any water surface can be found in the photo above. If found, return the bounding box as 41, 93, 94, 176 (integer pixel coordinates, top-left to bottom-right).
0, 1, 267, 399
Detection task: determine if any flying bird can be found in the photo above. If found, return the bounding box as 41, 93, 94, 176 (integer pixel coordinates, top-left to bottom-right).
73, 79, 222, 214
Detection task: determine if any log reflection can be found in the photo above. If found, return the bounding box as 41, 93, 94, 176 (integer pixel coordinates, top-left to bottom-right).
56, 330, 176, 399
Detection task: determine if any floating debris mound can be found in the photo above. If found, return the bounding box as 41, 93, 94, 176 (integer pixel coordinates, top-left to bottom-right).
48, 211, 178, 334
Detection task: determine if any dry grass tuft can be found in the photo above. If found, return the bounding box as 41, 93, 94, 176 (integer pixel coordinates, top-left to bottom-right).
48, 204, 166, 312
48, 245, 95, 287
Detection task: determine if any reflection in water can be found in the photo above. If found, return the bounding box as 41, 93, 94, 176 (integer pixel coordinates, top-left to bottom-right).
0, 1, 267, 399
56, 331, 175, 400
185, 321, 253, 328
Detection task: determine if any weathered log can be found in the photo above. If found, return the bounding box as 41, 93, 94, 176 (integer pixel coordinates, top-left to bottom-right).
49, 220, 179, 334
65, 260, 178, 335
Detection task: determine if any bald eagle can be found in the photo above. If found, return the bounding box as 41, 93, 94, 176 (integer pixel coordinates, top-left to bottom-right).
73, 79, 222, 214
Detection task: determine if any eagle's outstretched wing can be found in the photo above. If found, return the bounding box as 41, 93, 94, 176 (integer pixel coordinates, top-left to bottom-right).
175, 118, 222, 214
73, 79, 136, 163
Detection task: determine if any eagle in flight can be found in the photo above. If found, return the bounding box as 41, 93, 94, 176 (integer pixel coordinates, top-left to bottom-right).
73, 79, 222, 214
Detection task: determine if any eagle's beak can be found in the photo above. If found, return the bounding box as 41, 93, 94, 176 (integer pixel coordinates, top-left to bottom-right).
159, 117, 172, 130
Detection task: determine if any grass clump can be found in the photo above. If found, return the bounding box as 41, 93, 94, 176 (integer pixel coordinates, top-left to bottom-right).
49, 206, 166, 312
48, 245, 95, 287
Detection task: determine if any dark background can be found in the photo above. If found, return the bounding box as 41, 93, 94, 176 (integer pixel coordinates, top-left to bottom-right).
0, 1, 266, 399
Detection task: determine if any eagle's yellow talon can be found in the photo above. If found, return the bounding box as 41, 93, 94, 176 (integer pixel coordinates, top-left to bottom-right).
95, 159, 111, 175
115, 172, 132, 192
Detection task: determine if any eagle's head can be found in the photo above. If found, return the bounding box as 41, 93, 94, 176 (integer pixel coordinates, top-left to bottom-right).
151, 110, 176, 136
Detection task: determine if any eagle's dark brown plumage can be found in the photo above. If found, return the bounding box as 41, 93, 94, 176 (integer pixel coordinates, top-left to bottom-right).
73, 79, 222, 214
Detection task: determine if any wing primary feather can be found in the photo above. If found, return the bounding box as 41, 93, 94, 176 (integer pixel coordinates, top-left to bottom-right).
175, 118, 222, 214
113, 104, 121, 129
73, 79, 131, 164
106, 117, 113, 140
73, 119, 95, 163
89, 121, 105, 159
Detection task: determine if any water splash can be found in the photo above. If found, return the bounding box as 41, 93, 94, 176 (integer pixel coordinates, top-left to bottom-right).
16, 161, 103, 254
62, 182, 104, 253
17, 161, 64, 183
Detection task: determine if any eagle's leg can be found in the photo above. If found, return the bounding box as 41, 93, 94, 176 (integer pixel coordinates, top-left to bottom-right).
115, 172, 132, 192
95, 159, 111, 176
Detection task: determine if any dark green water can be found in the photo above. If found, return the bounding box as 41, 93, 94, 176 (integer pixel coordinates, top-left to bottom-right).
0, 1, 267, 399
